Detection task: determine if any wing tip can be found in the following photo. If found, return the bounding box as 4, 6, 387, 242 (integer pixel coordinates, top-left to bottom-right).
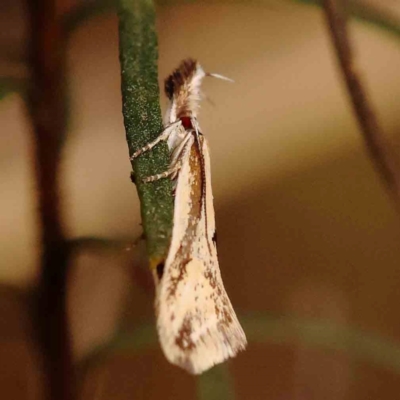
175, 337, 247, 375
160, 323, 247, 375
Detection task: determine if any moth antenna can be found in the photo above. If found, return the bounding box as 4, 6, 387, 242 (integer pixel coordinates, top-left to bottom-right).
206, 72, 234, 83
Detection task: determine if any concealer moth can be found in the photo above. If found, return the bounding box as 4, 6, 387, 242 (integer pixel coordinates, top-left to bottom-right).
131, 59, 247, 374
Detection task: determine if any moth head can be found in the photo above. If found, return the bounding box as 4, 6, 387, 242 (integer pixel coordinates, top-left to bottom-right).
164, 59, 233, 124
164, 59, 234, 101
164, 59, 202, 100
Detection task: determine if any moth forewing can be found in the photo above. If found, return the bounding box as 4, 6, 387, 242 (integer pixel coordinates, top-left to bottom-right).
155, 131, 246, 375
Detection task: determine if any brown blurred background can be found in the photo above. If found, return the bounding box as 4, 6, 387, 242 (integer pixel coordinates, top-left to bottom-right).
1, 0, 400, 399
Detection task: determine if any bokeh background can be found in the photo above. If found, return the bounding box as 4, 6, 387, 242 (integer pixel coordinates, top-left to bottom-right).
1, 0, 400, 399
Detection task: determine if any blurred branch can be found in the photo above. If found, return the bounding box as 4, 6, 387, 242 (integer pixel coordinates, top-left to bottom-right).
87, 314, 400, 374
346, 0, 400, 38
67, 236, 136, 252
290, 0, 400, 38
0, 77, 25, 100
61, 1, 400, 45
118, 0, 173, 267
244, 314, 400, 373
197, 365, 235, 400
25, 0, 74, 399
323, 0, 400, 209
62, 0, 116, 38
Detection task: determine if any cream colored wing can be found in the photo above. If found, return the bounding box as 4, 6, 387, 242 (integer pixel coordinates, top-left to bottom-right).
154, 134, 247, 375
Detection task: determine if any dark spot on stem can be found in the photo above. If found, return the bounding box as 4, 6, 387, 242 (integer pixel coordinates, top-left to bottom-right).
156, 262, 165, 280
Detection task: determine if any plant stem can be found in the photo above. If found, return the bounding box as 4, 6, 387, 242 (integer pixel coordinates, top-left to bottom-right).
323, 0, 400, 209
118, 0, 173, 267
64, 0, 400, 41
25, 0, 74, 399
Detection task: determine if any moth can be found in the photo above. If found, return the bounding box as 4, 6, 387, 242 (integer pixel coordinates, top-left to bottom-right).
131, 59, 247, 374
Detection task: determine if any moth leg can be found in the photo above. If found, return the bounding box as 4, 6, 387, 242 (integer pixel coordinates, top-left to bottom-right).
170, 129, 194, 165
191, 117, 201, 136
142, 130, 193, 183
130, 121, 181, 160
170, 136, 195, 181
142, 162, 182, 183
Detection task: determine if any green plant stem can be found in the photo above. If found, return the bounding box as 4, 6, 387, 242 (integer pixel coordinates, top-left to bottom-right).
118, 0, 173, 267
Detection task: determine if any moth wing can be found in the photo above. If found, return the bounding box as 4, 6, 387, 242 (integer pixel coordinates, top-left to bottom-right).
154, 135, 247, 375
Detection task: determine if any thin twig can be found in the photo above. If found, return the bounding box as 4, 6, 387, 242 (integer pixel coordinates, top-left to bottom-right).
323, 0, 400, 208
61, 0, 400, 41
67, 236, 137, 252
292, 0, 400, 38
62, 0, 116, 38
85, 314, 400, 374
25, 0, 74, 399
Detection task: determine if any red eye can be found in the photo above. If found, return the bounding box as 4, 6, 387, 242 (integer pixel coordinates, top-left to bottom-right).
180, 117, 193, 129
